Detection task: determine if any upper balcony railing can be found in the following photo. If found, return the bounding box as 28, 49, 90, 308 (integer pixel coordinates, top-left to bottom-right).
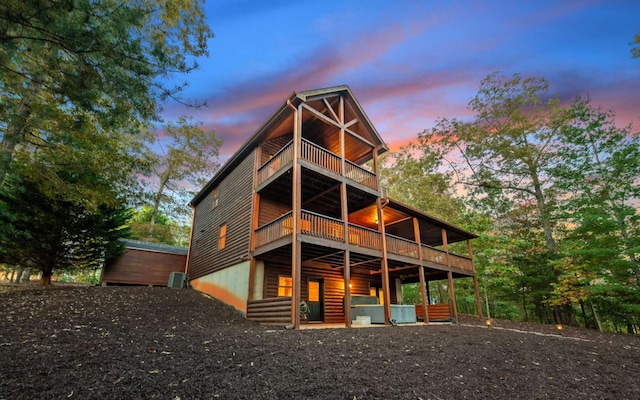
256, 138, 378, 191
345, 159, 377, 191
254, 210, 473, 273
256, 140, 293, 186
301, 138, 341, 175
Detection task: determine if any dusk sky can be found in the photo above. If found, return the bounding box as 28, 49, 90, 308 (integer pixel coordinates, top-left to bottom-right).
165, 0, 640, 160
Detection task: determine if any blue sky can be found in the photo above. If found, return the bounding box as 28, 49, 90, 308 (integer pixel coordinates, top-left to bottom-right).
165, 0, 640, 159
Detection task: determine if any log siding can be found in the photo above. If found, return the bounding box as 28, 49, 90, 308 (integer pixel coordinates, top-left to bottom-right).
188, 150, 255, 279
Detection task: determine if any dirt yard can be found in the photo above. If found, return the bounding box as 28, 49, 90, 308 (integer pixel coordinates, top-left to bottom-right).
1, 286, 638, 399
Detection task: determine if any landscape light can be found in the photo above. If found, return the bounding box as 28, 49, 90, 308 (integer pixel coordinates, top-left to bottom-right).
485, 319, 492, 327
556, 324, 563, 334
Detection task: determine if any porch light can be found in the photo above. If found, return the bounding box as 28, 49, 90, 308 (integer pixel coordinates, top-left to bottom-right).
485, 319, 492, 328
349, 283, 353, 289
556, 324, 563, 334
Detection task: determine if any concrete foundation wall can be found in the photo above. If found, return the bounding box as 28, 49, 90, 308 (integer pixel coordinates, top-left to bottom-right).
191, 261, 250, 313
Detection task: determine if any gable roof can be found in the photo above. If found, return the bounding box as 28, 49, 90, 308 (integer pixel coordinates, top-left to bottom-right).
190, 85, 388, 207
121, 239, 188, 255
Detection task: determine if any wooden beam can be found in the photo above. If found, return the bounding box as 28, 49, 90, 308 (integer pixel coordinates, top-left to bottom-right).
304, 250, 344, 264
344, 250, 351, 328
386, 216, 412, 227
345, 127, 375, 148
344, 118, 358, 129
349, 258, 381, 268
323, 98, 340, 123
473, 275, 483, 319
447, 270, 458, 322
377, 197, 391, 325
414, 217, 429, 324
301, 103, 341, 129
184, 207, 196, 276
248, 147, 261, 301
291, 102, 302, 329
369, 264, 418, 275
302, 183, 341, 208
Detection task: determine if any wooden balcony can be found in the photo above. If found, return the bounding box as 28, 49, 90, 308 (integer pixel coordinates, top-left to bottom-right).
256, 140, 294, 186
255, 138, 378, 191
254, 210, 474, 273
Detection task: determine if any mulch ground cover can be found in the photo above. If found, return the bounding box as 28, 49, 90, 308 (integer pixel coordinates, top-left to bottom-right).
1, 286, 639, 399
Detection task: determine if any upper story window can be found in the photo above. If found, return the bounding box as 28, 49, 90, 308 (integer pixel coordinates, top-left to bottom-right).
212, 187, 220, 209
218, 223, 227, 250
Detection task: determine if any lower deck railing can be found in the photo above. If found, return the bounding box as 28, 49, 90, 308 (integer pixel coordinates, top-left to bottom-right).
254, 210, 473, 273
415, 304, 453, 322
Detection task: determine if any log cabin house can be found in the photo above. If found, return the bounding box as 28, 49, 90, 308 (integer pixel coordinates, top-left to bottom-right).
186, 86, 483, 328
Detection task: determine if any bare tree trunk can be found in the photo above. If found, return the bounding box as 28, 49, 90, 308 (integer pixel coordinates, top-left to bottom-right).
579, 300, 589, 329
40, 265, 53, 286
590, 301, 603, 332
149, 173, 170, 236
20, 267, 32, 283
484, 289, 491, 319
437, 281, 445, 304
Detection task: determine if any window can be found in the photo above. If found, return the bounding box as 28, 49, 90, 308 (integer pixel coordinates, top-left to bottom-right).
212, 187, 220, 209
278, 276, 292, 297
218, 223, 227, 250
308, 280, 320, 302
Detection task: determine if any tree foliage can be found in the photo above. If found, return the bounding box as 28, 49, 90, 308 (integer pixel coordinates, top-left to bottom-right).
0, 170, 131, 285
0, 0, 213, 188
141, 116, 222, 225
631, 31, 640, 59
399, 72, 640, 332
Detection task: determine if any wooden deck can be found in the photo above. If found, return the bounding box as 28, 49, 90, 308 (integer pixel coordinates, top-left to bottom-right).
256, 138, 378, 191
254, 210, 474, 273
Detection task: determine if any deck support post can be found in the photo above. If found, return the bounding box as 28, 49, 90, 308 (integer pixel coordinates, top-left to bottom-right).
377, 197, 391, 325
467, 239, 483, 319
344, 250, 351, 327
447, 270, 458, 322
184, 207, 196, 277
472, 275, 483, 319
290, 102, 303, 329
413, 218, 429, 324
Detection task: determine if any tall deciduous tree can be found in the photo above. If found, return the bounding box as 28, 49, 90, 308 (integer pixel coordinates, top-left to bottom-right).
142, 116, 222, 227
550, 99, 640, 332
417, 73, 576, 323
380, 143, 464, 223
420, 73, 570, 256
0, 0, 213, 187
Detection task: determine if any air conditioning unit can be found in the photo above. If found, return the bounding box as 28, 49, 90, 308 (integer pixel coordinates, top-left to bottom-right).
167, 272, 186, 288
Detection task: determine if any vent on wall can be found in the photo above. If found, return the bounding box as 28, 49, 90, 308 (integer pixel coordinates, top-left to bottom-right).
168, 272, 187, 288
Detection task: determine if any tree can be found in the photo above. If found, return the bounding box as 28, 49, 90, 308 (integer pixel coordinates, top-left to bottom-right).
0, 171, 131, 285
420, 73, 571, 255
0, 0, 213, 187
417, 73, 577, 323
129, 205, 177, 245
631, 31, 640, 58
379, 142, 464, 223
142, 116, 222, 227
549, 99, 640, 331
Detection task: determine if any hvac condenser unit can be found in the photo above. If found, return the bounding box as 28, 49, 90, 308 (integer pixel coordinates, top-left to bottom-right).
167, 272, 186, 288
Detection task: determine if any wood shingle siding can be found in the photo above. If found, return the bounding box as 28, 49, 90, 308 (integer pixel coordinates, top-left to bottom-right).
188, 151, 255, 280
